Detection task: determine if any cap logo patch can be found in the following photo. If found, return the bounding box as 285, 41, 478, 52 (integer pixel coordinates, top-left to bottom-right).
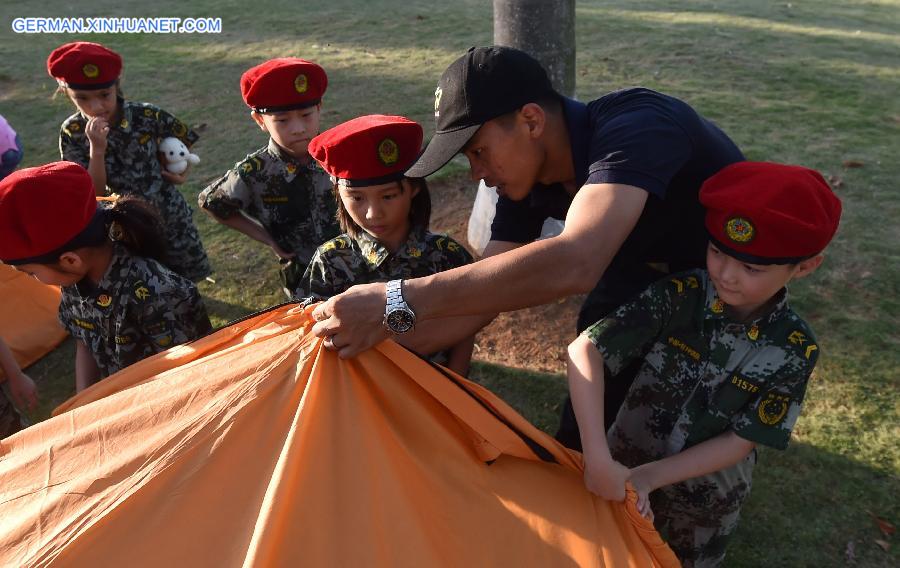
434, 86, 442, 117
294, 74, 308, 94
82, 63, 100, 78
725, 217, 755, 244
377, 138, 399, 166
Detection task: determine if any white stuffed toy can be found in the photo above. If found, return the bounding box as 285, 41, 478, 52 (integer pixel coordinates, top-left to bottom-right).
159, 137, 200, 175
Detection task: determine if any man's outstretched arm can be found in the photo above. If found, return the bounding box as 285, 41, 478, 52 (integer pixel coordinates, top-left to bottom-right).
313, 183, 648, 357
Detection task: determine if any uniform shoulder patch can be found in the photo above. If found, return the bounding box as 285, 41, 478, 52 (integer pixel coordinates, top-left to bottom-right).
319, 236, 351, 254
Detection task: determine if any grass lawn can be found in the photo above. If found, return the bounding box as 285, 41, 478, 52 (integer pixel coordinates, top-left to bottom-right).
2, 0, 898, 565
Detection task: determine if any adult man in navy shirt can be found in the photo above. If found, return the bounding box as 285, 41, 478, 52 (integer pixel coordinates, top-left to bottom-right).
312, 46, 745, 449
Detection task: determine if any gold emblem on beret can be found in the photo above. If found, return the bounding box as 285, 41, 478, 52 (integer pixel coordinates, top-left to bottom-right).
96, 294, 112, 308
377, 138, 399, 166
294, 73, 308, 94
82, 63, 100, 78
725, 217, 755, 244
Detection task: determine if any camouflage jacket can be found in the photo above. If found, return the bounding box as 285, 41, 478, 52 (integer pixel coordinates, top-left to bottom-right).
59, 101, 210, 282
58, 246, 212, 379
59, 100, 198, 201
299, 227, 473, 300
198, 138, 340, 264
584, 269, 818, 461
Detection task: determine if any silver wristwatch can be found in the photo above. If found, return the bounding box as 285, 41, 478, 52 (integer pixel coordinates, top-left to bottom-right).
384, 279, 416, 334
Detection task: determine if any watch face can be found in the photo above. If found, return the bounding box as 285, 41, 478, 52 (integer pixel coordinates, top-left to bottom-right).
386, 308, 415, 333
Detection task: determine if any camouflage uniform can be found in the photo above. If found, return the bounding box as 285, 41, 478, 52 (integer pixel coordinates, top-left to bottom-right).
583, 269, 818, 567
198, 139, 340, 296
59, 100, 211, 282
0, 389, 26, 439
58, 246, 212, 380
299, 227, 473, 300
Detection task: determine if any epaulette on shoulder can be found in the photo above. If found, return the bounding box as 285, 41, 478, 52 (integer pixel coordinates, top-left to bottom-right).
238, 154, 265, 175
61, 114, 85, 138
319, 235, 351, 254
783, 320, 819, 363
668, 274, 701, 295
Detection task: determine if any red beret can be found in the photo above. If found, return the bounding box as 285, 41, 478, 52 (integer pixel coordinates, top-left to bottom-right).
309, 115, 423, 186
47, 42, 122, 90
241, 58, 327, 113
700, 162, 842, 264
0, 161, 97, 264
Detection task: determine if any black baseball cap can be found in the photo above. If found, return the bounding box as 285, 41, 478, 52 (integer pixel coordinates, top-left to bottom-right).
406, 46, 556, 178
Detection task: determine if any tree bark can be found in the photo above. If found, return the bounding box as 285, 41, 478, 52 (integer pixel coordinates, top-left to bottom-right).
493, 0, 576, 97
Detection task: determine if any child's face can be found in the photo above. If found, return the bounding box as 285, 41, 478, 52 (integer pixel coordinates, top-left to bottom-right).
706, 242, 822, 318
339, 180, 417, 250
66, 87, 118, 122
253, 106, 321, 160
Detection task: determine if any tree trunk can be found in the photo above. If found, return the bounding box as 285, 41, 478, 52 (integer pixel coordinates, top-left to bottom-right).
493, 0, 576, 97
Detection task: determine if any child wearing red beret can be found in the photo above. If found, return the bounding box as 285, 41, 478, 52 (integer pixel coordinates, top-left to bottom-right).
566, 162, 842, 567
300, 115, 475, 376
0, 162, 211, 393
198, 58, 340, 297
48, 41, 211, 283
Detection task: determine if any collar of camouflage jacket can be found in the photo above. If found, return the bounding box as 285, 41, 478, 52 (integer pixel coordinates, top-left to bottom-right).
355, 226, 430, 270
73, 245, 131, 302
266, 138, 319, 174
702, 270, 790, 331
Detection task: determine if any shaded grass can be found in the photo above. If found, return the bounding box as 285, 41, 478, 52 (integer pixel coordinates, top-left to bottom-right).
2, 1, 898, 565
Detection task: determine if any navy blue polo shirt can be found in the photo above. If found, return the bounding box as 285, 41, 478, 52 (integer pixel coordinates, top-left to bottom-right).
490, 88, 744, 273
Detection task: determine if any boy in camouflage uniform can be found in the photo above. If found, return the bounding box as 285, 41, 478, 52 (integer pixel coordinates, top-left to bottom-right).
0, 162, 211, 393
199, 58, 339, 297
49, 41, 211, 282
300, 115, 474, 376
566, 162, 842, 567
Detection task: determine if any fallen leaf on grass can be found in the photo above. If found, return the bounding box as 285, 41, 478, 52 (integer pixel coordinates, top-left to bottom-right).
845, 540, 856, 564
868, 511, 896, 537
842, 160, 865, 168
874, 539, 890, 552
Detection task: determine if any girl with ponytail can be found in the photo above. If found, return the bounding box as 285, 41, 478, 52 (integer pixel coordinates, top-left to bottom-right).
0, 162, 211, 392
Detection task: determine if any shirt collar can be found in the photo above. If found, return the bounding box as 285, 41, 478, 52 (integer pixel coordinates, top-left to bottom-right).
561, 96, 590, 188
355, 226, 429, 270
74, 246, 130, 301
113, 99, 131, 133
266, 138, 319, 174
702, 272, 791, 330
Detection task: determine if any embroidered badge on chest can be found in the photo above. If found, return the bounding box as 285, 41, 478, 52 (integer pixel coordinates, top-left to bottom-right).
96, 293, 113, 308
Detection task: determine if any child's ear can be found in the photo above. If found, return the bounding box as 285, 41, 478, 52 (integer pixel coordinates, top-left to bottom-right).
250, 111, 268, 132
57, 251, 84, 271
793, 254, 824, 279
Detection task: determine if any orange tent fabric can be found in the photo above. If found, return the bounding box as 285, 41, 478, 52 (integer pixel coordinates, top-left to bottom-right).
0, 304, 678, 567
0, 264, 67, 377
